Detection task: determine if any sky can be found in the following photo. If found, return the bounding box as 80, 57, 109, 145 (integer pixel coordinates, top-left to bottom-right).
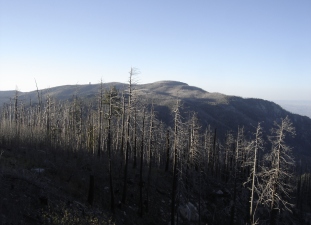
0, 0, 310, 101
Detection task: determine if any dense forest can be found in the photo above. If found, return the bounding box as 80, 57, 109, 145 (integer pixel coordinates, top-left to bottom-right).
1, 71, 311, 224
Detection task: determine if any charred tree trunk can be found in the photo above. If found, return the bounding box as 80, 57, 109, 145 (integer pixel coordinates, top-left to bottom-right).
88, 175, 94, 206
133, 106, 137, 169
107, 92, 115, 214
122, 68, 134, 204
97, 81, 103, 158
165, 129, 170, 172
146, 104, 154, 212
120, 93, 126, 163
139, 108, 146, 217
171, 101, 180, 225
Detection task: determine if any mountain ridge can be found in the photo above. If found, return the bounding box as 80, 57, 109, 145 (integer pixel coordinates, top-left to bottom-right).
1, 81, 308, 116
0, 81, 310, 161
0, 81, 308, 122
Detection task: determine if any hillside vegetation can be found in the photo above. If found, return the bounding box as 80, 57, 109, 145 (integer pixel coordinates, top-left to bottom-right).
1, 77, 311, 224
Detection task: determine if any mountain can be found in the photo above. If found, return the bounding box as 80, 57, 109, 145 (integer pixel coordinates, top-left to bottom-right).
1, 81, 311, 161
0, 90, 18, 106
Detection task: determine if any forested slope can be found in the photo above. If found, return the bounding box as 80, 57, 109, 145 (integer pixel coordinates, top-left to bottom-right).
1, 80, 310, 159
1, 79, 311, 224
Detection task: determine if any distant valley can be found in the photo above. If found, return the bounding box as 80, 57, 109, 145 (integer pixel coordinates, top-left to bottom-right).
274, 100, 311, 119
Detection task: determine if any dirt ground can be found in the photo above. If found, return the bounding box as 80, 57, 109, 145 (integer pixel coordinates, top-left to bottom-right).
0, 146, 175, 225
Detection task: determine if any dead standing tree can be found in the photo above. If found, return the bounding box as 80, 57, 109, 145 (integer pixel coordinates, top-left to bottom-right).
260, 116, 296, 225
122, 67, 138, 204
171, 99, 182, 225
146, 102, 155, 212
243, 122, 264, 225
139, 107, 146, 217
165, 129, 170, 172
97, 80, 104, 158
104, 86, 121, 214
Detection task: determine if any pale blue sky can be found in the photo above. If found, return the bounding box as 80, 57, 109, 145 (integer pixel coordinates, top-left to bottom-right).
0, 0, 310, 101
